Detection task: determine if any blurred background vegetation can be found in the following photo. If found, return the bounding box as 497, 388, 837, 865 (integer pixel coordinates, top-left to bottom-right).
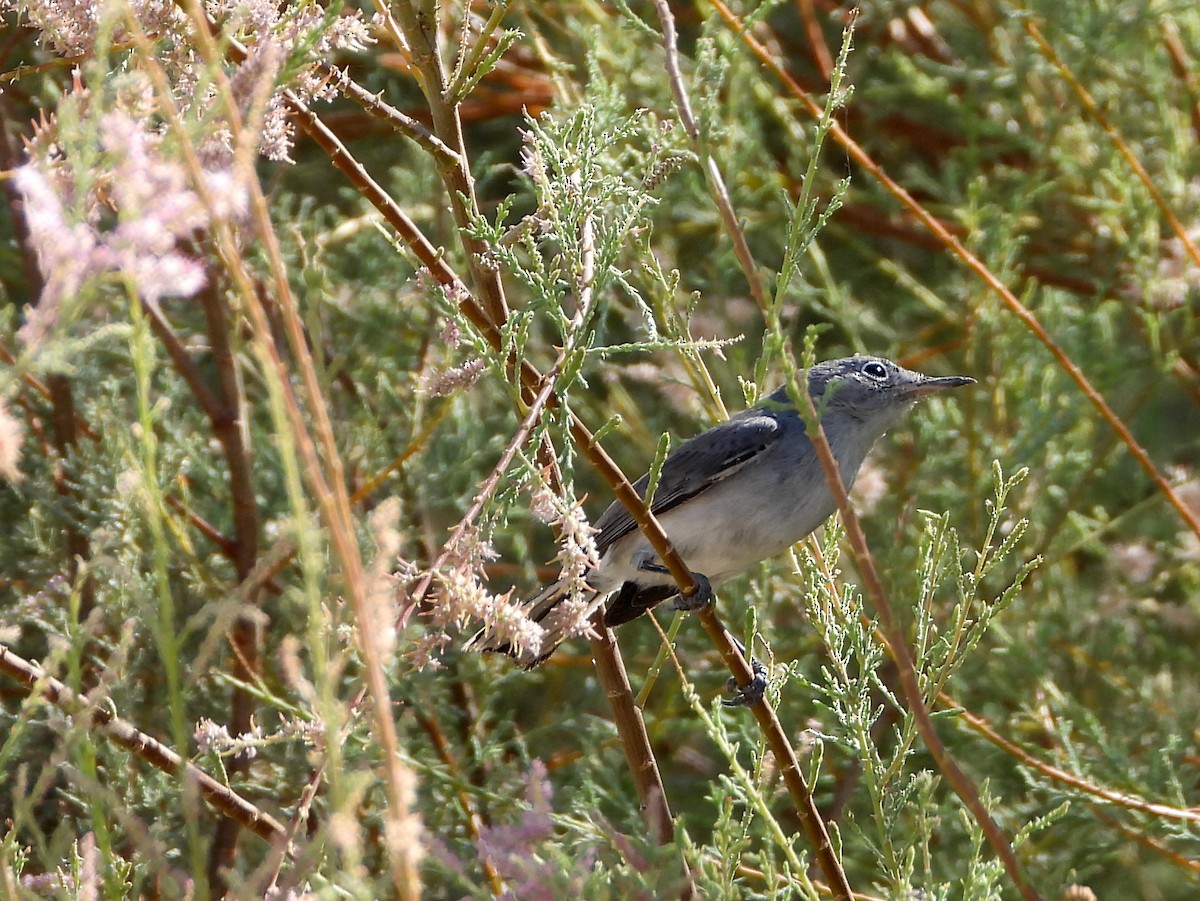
1, 0, 1198, 898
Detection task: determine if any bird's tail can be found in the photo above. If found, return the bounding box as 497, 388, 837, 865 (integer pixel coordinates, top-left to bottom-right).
465, 578, 605, 669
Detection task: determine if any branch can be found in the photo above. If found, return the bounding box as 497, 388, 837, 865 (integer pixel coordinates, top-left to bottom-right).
792, 379, 1040, 901
1026, 20, 1200, 270
143, 5, 423, 894
380, 0, 510, 328
650, 0, 769, 315
0, 644, 287, 843
289, 47, 808, 896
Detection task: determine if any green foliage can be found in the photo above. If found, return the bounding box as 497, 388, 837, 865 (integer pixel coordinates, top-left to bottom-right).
1, 0, 1198, 898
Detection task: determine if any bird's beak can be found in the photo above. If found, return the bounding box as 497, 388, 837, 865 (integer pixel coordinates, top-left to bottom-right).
909, 375, 975, 398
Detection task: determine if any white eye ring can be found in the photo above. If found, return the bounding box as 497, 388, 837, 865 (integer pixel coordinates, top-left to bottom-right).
861, 361, 889, 380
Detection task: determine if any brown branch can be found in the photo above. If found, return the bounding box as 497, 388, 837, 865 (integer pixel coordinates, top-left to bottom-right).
948, 691, 1200, 825
586, 616, 676, 843
0, 342, 99, 441
255, 763, 326, 896
140, 283, 264, 881
650, 0, 769, 315
1160, 18, 1200, 142
141, 299, 226, 422
795, 0, 834, 79
292, 47, 696, 879
287, 90, 474, 311
791, 378, 1038, 900
293, 40, 835, 895
384, 1, 510, 328
1026, 21, 1200, 271
0, 644, 287, 842
166, 495, 237, 557
571, 173, 686, 887
1093, 808, 1200, 876
0, 101, 95, 617
199, 274, 262, 881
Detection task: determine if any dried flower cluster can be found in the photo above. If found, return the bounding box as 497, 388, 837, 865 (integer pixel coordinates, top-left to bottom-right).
7, 0, 373, 161
7, 0, 375, 346
193, 715, 324, 757
424, 357, 485, 397
0, 400, 24, 482
410, 529, 545, 670
13, 107, 238, 347
11, 0, 178, 57
206, 0, 374, 162
526, 480, 600, 645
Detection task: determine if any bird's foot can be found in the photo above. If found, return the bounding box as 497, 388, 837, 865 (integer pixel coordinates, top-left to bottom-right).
635, 561, 714, 613
723, 672, 767, 707
722, 636, 769, 708
670, 571, 713, 612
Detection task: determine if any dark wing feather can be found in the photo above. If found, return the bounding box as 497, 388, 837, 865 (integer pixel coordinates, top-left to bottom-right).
593, 412, 785, 557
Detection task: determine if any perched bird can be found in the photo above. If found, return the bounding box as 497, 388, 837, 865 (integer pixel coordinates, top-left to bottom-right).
472, 355, 973, 668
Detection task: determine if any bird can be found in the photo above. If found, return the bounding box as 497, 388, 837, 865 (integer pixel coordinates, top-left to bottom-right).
470, 355, 973, 668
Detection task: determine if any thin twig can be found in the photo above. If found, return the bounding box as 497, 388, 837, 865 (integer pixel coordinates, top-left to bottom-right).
650, 0, 769, 314
0, 644, 287, 842
382, 1, 510, 328
404, 352, 565, 616
792, 381, 1039, 901
1026, 21, 1200, 270
326, 65, 463, 165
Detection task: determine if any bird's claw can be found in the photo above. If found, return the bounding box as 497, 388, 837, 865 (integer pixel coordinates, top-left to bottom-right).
723, 674, 767, 707
723, 654, 769, 707
671, 572, 713, 612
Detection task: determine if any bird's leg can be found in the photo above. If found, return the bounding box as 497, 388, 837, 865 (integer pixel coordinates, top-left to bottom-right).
723, 634, 768, 708
634, 560, 764, 705
636, 560, 713, 612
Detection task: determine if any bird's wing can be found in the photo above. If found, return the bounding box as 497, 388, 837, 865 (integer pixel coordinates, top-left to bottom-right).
593, 412, 785, 557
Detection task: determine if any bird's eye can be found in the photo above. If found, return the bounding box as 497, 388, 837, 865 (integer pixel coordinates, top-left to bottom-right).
861, 361, 889, 380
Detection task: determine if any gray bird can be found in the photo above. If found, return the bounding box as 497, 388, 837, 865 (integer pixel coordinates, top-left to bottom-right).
473, 355, 972, 668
